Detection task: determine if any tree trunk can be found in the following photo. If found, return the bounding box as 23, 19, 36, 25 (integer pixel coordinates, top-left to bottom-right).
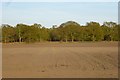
65, 35, 68, 42
18, 28, 21, 43
72, 37, 74, 42
19, 37, 21, 43
71, 34, 74, 42
92, 35, 95, 41
60, 39, 63, 42
5, 36, 7, 43
39, 36, 41, 42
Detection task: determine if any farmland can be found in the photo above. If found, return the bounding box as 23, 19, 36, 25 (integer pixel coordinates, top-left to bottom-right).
2, 42, 118, 78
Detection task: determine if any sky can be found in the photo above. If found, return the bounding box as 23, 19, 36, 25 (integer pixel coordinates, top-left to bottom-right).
1, 0, 120, 2
2, 2, 118, 28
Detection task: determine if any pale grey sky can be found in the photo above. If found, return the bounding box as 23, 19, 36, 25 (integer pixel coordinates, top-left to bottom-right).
2, 2, 118, 27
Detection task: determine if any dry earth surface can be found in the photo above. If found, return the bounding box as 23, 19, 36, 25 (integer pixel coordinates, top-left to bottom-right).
2, 42, 118, 78
0, 43, 2, 79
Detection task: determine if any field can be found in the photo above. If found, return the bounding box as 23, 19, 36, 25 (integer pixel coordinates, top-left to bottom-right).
2, 42, 118, 78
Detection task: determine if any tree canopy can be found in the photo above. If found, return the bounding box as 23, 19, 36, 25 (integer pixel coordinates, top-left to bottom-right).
1, 21, 119, 43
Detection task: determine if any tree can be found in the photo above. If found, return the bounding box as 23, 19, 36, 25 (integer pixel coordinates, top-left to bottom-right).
2, 24, 15, 43
102, 22, 118, 41
86, 22, 104, 41
59, 21, 80, 42
16, 24, 28, 42
1, 21, 119, 43
103, 22, 117, 27
0, 27, 2, 42
50, 27, 61, 41
110, 25, 119, 41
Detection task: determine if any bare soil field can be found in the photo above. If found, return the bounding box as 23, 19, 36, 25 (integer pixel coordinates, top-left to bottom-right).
2, 42, 118, 78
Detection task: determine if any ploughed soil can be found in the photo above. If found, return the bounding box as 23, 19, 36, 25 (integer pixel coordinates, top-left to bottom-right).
2, 42, 118, 78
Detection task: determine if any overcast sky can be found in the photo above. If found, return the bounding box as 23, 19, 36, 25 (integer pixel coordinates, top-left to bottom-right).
2, 2, 118, 28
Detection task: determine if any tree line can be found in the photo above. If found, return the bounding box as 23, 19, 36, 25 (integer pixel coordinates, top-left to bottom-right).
1, 21, 120, 43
